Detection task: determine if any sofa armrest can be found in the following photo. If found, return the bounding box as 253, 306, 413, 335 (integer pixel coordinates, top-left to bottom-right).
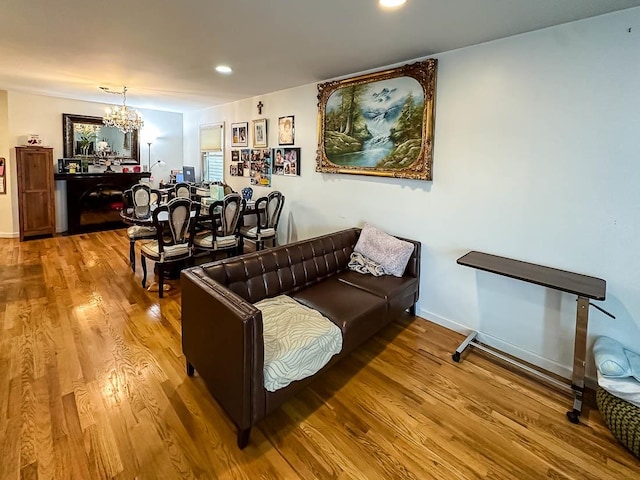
396, 236, 421, 279
181, 267, 266, 429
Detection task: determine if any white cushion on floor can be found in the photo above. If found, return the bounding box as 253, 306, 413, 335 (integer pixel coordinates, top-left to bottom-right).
594, 336, 640, 381
597, 371, 640, 409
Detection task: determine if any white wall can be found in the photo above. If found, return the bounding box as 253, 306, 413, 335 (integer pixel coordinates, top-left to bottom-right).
1, 91, 183, 234
184, 8, 640, 380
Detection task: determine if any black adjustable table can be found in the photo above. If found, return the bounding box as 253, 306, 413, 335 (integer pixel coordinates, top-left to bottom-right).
454, 251, 611, 423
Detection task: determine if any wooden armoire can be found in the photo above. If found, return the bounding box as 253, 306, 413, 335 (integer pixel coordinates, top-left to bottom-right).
15, 146, 55, 241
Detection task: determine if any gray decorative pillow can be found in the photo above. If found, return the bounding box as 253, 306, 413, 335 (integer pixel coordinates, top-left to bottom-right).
353, 223, 414, 277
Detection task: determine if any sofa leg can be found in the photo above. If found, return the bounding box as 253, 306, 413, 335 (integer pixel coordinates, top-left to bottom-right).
409, 304, 416, 316
237, 427, 251, 449
186, 360, 195, 376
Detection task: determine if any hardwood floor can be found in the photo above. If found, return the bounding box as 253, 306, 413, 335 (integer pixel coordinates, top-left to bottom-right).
0, 230, 638, 479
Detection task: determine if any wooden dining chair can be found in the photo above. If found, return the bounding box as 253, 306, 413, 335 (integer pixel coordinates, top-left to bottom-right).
168, 182, 192, 200
193, 193, 245, 258
222, 183, 234, 196
239, 191, 285, 251
140, 198, 198, 297
124, 183, 161, 272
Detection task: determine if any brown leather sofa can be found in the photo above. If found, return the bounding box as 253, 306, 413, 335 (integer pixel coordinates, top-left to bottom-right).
181, 227, 420, 448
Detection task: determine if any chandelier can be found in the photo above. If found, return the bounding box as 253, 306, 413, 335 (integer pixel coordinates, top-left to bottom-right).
101, 86, 144, 133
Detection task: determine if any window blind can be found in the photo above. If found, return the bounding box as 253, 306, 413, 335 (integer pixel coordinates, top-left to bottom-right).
202, 151, 224, 182
200, 122, 224, 182
200, 123, 223, 151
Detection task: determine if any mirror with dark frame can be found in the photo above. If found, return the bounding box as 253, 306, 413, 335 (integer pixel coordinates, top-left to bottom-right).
62, 113, 140, 165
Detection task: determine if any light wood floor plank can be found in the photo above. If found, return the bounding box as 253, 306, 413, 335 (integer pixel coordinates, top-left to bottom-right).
0, 232, 638, 479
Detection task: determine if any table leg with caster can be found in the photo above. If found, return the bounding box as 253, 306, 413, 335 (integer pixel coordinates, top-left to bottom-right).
452, 331, 478, 362
566, 296, 589, 423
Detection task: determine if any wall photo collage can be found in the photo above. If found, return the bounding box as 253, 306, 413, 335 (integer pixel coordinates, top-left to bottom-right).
228, 115, 300, 186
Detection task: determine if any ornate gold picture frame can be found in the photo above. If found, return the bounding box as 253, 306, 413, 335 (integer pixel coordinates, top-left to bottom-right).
316, 59, 437, 181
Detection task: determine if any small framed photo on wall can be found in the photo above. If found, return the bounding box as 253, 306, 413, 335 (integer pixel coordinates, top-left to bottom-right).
252, 119, 268, 148
241, 149, 251, 177
283, 148, 300, 176
231, 122, 248, 147
272, 148, 300, 176
278, 116, 294, 145
230, 162, 244, 176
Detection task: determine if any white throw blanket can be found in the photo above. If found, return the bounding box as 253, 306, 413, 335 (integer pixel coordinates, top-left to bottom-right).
348, 251, 387, 276
255, 295, 343, 392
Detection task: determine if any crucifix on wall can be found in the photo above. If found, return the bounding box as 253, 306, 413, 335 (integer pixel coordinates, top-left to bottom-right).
257, 101, 264, 115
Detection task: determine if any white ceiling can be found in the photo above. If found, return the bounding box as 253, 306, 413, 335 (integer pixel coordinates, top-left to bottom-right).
1, 0, 638, 113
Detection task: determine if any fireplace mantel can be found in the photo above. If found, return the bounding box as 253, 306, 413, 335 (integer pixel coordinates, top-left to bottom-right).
55, 172, 150, 234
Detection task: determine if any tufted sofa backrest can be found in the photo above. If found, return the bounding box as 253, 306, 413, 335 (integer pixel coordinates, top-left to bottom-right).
200, 228, 359, 303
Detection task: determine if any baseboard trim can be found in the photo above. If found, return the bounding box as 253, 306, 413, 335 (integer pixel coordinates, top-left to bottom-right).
0, 231, 19, 238
418, 307, 597, 389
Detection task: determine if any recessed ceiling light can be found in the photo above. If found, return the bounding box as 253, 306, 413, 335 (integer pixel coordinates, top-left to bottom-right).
380, 0, 406, 8
215, 65, 232, 74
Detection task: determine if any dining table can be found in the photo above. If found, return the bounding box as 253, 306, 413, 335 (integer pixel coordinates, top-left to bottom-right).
120, 199, 258, 227
120, 199, 260, 292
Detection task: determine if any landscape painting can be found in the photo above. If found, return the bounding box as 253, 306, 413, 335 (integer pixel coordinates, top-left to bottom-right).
316, 59, 437, 181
